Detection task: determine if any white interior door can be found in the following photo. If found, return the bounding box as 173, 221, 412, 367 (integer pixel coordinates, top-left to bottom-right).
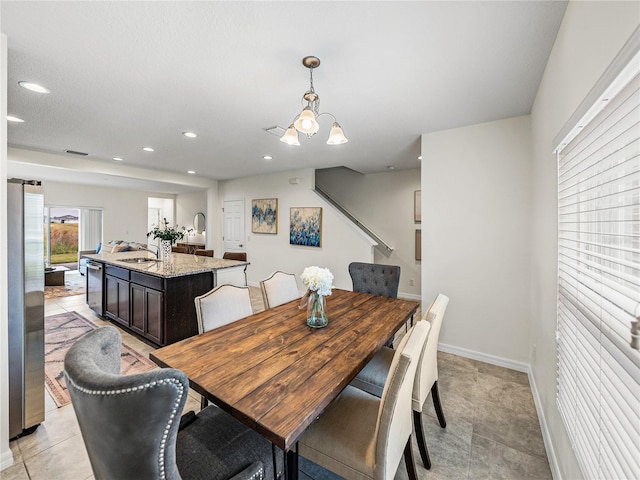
223, 200, 245, 252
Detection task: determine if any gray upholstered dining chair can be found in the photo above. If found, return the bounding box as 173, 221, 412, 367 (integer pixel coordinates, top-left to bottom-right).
64, 325, 280, 480
259, 271, 299, 309
194, 284, 253, 334
349, 262, 402, 346
350, 293, 450, 469
298, 320, 431, 480
348, 262, 400, 298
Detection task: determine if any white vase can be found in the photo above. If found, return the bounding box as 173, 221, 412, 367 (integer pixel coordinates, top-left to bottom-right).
160, 240, 172, 263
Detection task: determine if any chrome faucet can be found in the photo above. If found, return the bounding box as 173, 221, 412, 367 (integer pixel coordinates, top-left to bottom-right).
138, 245, 160, 259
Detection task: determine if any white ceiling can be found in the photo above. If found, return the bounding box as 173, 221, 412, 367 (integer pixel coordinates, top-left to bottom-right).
2, 1, 567, 192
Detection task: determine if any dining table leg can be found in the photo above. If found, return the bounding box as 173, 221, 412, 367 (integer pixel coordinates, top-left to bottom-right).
285, 443, 299, 480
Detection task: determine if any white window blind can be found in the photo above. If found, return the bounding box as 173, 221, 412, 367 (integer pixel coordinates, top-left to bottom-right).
556, 64, 640, 480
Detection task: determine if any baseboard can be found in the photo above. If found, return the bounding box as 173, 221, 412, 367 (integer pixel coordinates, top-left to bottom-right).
398, 292, 421, 302
437, 342, 529, 372
528, 371, 562, 480
437, 342, 561, 479
0, 448, 14, 471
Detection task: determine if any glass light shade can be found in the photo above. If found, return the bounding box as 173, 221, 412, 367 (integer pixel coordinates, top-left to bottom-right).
326, 122, 348, 145
294, 108, 320, 134
280, 125, 300, 146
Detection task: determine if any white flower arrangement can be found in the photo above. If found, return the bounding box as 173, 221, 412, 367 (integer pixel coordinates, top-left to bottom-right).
300, 266, 334, 296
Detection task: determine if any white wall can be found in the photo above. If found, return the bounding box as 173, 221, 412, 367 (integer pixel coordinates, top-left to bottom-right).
176, 190, 207, 244
529, 2, 639, 479
43, 181, 173, 245
148, 196, 175, 230
315, 167, 422, 298
421, 115, 532, 365
218, 168, 376, 291
1, 32, 13, 470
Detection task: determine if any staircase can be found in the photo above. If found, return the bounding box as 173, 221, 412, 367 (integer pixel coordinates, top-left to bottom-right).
313, 185, 394, 258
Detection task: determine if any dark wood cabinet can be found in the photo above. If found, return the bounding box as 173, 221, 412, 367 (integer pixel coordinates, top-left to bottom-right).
105, 273, 130, 327
97, 263, 213, 346
130, 277, 164, 345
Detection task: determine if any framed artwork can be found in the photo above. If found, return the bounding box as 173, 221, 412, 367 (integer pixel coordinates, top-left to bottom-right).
415, 229, 421, 261
290, 207, 322, 247
414, 190, 421, 223
251, 198, 278, 234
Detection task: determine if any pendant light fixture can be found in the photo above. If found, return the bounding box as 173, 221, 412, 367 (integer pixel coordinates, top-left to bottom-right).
280, 56, 348, 146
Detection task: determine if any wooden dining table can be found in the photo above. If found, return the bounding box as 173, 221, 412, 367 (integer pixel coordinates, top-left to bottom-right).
150, 288, 419, 479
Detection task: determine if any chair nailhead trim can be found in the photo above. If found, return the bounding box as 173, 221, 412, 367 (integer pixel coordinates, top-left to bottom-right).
65, 376, 184, 480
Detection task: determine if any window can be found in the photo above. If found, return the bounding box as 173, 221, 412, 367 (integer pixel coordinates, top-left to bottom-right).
555, 50, 640, 479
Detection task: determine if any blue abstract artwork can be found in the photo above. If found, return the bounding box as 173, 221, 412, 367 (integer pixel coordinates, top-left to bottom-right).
290, 207, 322, 247
252, 198, 278, 234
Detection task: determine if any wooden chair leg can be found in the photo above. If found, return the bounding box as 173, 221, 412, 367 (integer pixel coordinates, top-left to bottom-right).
431, 381, 447, 428
403, 438, 418, 480
413, 410, 432, 469
200, 395, 208, 411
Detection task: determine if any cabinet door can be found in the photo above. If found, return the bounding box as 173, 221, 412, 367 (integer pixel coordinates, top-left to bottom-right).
116, 279, 130, 326
145, 288, 164, 345
106, 275, 129, 326
130, 283, 146, 336
105, 275, 119, 320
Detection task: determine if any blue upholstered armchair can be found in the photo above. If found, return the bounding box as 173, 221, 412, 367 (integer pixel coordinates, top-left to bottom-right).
64, 326, 280, 480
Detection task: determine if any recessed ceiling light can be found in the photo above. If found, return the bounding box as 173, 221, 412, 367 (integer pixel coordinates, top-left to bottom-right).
187, 170, 196, 174
142, 147, 155, 152
182, 132, 197, 138
18, 81, 50, 94
112, 157, 124, 161
387, 165, 395, 170
417, 155, 422, 160
263, 155, 273, 160
7, 115, 25, 122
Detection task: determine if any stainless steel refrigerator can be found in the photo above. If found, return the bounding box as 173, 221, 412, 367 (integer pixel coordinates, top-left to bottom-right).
7, 178, 45, 439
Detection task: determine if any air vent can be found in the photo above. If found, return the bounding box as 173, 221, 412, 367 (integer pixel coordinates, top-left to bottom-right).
263, 126, 286, 137
65, 149, 88, 156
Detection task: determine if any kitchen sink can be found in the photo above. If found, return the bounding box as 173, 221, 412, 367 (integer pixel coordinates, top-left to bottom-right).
118, 257, 160, 264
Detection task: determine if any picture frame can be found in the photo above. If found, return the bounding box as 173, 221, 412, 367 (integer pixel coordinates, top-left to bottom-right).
415, 229, 421, 261
414, 190, 421, 223
290, 207, 322, 247
251, 198, 278, 234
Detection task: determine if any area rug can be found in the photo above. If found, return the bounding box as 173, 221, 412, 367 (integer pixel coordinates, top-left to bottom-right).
45, 311, 158, 407
44, 270, 86, 300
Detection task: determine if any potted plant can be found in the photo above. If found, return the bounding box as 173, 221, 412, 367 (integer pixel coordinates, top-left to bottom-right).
147, 218, 188, 262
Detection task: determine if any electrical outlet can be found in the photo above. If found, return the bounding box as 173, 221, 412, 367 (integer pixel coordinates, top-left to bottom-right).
409, 279, 415, 286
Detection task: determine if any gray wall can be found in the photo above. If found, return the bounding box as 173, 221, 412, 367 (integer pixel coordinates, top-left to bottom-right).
315, 167, 422, 298
529, 2, 639, 478
421, 115, 532, 365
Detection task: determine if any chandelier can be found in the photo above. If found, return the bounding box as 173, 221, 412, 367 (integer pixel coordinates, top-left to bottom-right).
280, 56, 348, 146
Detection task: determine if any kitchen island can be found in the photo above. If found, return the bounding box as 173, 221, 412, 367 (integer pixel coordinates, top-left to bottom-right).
83, 250, 249, 346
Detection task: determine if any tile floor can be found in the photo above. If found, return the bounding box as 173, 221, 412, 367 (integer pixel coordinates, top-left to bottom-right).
3, 288, 552, 480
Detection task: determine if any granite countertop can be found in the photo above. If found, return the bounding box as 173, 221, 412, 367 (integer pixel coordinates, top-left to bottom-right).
83, 250, 249, 278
